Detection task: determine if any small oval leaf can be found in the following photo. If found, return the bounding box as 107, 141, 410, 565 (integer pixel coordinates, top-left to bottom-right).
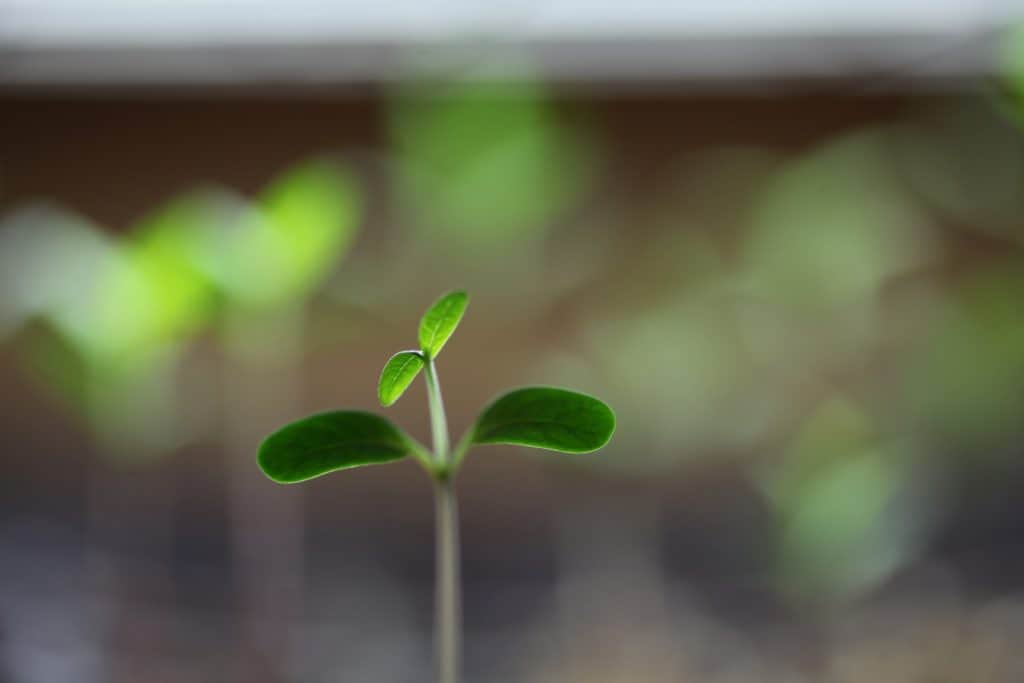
472, 387, 615, 454
418, 290, 468, 358
258, 411, 410, 483
378, 350, 424, 407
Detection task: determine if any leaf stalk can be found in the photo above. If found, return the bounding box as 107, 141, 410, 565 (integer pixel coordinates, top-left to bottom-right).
423, 356, 462, 683
423, 357, 451, 465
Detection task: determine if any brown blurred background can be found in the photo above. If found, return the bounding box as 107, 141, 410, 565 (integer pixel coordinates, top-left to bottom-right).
4, 4, 1024, 682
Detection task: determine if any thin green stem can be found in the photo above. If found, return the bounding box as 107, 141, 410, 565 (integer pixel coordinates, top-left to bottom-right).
423, 358, 450, 464
423, 357, 461, 683
450, 428, 474, 470
434, 477, 462, 683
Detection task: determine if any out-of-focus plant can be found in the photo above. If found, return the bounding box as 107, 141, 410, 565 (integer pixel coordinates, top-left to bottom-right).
0, 200, 219, 458
256, 290, 615, 683
741, 130, 935, 320
577, 275, 762, 465
733, 131, 942, 414
906, 264, 1024, 452
0, 206, 106, 404
2, 156, 361, 458
761, 397, 928, 605
389, 64, 598, 259
543, 133, 939, 474
890, 100, 1024, 243
0, 205, 112, 339
331, 60, 606, 321
180, 158, 361, 320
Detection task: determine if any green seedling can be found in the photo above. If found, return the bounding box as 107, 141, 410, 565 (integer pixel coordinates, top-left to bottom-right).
256, 290, 615, 683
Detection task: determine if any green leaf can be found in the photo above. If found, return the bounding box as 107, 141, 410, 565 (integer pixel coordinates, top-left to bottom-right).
378, 350, 424, 407
418, 290, 468, 358
258, 411, 411, 483
471, 387, 615, 454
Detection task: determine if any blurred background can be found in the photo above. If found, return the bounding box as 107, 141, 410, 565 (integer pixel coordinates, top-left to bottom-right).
5, 2, 1024, 681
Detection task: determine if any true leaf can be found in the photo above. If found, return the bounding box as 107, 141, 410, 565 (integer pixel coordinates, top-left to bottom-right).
379, 350, 424, 407
418, 290, 468, 358
472, 387, 615, 454
258, 411, 411, 483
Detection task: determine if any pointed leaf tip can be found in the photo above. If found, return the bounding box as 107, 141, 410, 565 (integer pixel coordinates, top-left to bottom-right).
418, 290, 468, 358
257, 411, 410, 483
378, 350, 424, 406
472, 387, 615, 454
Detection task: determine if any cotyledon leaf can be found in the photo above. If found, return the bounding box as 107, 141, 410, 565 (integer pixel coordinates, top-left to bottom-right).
418, 290, 468, 358
379, 350, 424, 407
258, 411, 412, 483
471, 387, 615, 454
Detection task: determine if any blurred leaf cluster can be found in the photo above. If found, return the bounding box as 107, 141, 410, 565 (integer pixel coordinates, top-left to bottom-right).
1, 158, 361, 458
389, 64, 597, 256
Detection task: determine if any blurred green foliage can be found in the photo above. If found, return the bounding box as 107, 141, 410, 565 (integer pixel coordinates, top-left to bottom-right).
742, 130, 935, 316
84, 197, 217, 360
0, 205, 114, 341
0, 157, 362, 460
766, 397, 921, 604
389, 66, 598, 255
908, 264, 1024, 451
891, 101, 1024, 241
0, 204, 205, 459
583, 283, 756, 462
172, 159, 361, 312
558, 131, 939, 472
